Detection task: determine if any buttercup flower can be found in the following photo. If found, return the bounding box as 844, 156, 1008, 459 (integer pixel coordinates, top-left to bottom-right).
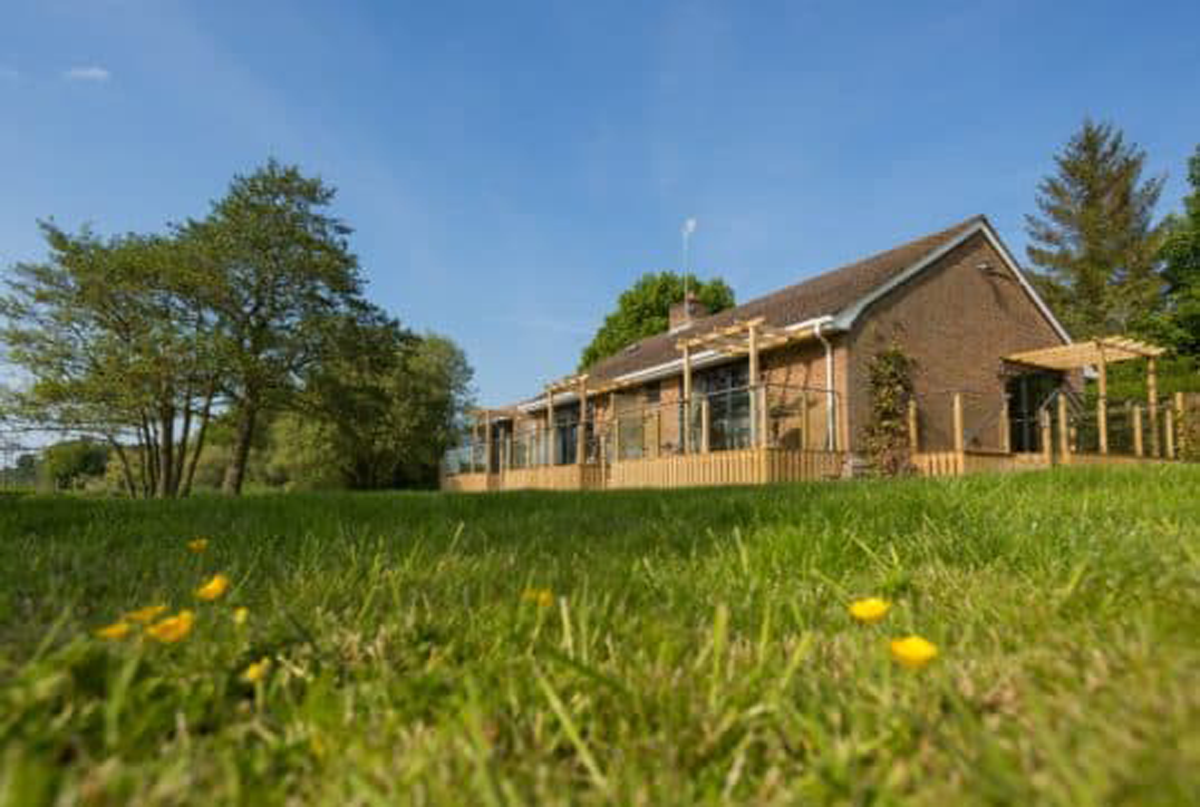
146, 610, 195, 643
124, 604, 168, 624
187, 539, 209, 554
522, 588, 554, 608
241, 657, 271, 684
233, 607, 249, 626
849, 598, 891, 624
95, 621, 132, 640
891, 635, 939, 669
196, 574, 230, 601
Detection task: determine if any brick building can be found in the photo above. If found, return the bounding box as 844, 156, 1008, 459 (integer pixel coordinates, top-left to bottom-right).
443, 215, 1165, 491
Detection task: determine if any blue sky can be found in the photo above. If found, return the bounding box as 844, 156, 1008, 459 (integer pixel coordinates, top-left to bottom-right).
2, 0, 1199, 407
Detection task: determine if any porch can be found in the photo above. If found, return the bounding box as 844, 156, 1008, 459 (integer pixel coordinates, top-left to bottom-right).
910, 337, 1193, 476
441, 379, 849, 492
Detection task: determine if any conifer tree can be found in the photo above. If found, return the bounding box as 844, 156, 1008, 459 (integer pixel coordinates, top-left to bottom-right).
1025, 120, 1165, 336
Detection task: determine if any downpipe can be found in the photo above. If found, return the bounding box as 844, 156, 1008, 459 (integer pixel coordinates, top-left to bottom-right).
815, 321, 837, 451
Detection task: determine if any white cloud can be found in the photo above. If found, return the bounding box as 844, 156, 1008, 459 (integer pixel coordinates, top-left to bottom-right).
64, 66, 111, 82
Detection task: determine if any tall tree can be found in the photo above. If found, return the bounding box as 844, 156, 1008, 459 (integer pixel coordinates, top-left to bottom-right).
1156, 144, 1200, 355
182, 161, 367, 495
0, 225, 219, 497
1025, 120, 1166, 336
275, 316, 474, 490
579, 272, 734, 370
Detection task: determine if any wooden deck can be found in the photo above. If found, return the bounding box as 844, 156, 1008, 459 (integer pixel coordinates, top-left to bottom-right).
444, 448, 847, 492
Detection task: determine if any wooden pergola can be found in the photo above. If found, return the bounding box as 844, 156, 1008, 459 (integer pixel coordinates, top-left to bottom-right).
541, 373, 591, 466
1005, 336, 1167, 456
673, 317, 824, 451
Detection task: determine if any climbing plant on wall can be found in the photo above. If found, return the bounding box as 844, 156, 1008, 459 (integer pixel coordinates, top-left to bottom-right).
862, 342, 916, 476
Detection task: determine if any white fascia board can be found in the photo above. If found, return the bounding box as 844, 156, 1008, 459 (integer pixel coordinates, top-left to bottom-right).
517, 390, 580, 414
830, 220, 1073, 345
976, 224, 1073, 345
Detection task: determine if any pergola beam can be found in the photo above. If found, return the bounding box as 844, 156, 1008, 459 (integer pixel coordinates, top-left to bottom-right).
1004, 337, 1164, 371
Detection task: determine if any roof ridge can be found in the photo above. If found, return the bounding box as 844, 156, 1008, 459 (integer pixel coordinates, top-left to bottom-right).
582, 214, 985, 379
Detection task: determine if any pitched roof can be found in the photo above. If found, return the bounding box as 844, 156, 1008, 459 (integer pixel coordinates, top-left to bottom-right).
583, 214, 987, 383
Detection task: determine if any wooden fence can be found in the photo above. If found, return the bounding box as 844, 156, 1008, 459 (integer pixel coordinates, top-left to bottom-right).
444, 390, 1194, 491
907, 391, 1193, 478
606, 447, 845, 490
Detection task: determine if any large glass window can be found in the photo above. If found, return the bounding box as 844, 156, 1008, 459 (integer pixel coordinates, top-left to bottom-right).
699, 362, 752, 450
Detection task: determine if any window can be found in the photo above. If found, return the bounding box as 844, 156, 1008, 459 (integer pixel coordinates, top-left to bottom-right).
644, 381, 661, 405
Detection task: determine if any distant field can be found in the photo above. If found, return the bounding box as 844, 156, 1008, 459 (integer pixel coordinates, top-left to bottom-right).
2, 468, 1199, 805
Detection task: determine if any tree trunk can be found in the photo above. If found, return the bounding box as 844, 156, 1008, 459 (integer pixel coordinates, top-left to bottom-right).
159, 406, 175, 498
141, 414, 158, 497
108, 437, 139, 499
182, 384, 215, 497
135, 429, 149, 498
223, 402, 258, 495
174, 392, 193, 496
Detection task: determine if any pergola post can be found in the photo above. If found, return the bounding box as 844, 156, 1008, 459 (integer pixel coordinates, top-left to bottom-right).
1133, 404, 1144, 457
907, 398, 919, 453
484, 413, 493, 474
953, 393, 965, 473
748, 323, 760, 448
1000, 394, 1011, 454
546, 391, 556, 466
1165, 405, 1176, 459
576, 379, 587, 466
682, 345, 693, 454
1097, 345, 1108, 455
701, 398, 711, 453
1040, 409, 1053, 466
1147, 358, 1160, 458
612, 392, 622, 463
1177, 392, 1188, 459
1057, 393, 1071, 465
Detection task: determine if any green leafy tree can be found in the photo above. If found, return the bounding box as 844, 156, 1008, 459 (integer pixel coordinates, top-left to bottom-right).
40, 439, 109, 491
1025, 120, 1166, 337
579, 273, 734, 370
0, 226, 220, 497
181, 161, 367, 495
1156, 144, 1200, 355
278, 317, 474, 490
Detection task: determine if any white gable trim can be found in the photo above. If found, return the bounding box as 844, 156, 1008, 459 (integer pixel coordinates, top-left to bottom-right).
830, 220, 1072, 344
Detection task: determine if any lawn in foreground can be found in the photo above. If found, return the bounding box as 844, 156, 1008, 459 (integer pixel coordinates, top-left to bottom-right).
1, 467, 1198, 805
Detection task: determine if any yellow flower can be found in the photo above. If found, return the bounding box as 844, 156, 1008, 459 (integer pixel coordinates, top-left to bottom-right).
233, 607, 249, 626
522, 588, 554, 608
196, 574, 230, 601
124, 604, 168, 624
849, 597, 891, 624
95, 621, 132, 640
146, 610, 195, 643
241, 657, 271, 684
891, 635, 939, 669
187, 538, 209, 554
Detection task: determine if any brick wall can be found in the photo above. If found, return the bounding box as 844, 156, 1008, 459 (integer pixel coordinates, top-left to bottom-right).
844, 231, 1067, 452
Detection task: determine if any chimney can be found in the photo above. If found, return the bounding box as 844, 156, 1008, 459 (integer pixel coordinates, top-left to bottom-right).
669, 292, 708, 333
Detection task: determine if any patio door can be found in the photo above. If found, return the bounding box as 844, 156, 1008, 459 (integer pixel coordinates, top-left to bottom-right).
1006, 372, 1060, 452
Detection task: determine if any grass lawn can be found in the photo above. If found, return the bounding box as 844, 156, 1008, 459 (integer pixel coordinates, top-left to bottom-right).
2, 467, 1199, 805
